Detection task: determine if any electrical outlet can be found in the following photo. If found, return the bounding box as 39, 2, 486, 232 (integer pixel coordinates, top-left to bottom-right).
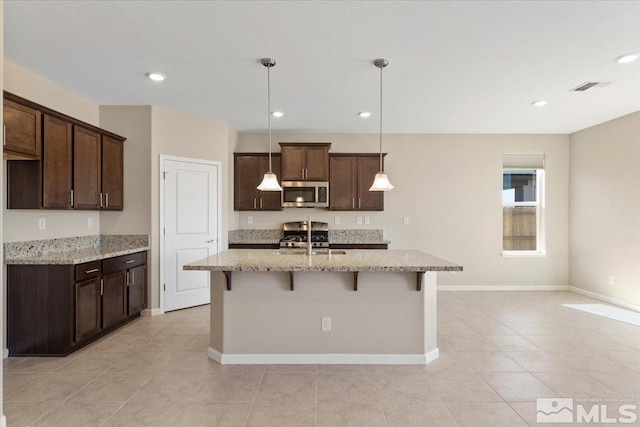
334, 216, 340, 225
356, 216, 363, 225
88, 217, 94, 228
38, 218, 46, 230
247, 216, 253, 224
403, 216, 409, 225
321, 317, 331, 332
608, 276, 615, 286
364, 216, 370, 225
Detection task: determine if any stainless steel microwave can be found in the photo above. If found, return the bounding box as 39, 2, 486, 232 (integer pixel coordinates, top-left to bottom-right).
281, 181, 329, 208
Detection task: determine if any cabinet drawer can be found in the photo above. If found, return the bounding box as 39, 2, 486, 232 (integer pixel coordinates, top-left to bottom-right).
102, 252, 146, 275
75, 261, 101, 281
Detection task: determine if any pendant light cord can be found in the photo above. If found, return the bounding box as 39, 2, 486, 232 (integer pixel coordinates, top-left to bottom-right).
267, 64, 273, 173
379, 64, 383, 172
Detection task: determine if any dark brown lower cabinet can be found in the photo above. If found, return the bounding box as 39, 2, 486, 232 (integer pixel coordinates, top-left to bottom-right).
7, 251, 148, 356
102, 272, 128, 329
128, 265, 147, 316
75, 278, 102, 342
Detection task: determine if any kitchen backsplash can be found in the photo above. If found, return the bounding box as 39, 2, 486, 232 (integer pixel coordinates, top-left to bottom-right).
229, 229, 385, 244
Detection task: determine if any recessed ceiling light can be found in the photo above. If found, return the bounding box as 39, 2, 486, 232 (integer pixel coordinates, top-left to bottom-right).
616, 53, 639, 64
358, 111, 371, 118
532, 100, 547, 107
146, 72, 167, 82
271, 111, 284, 118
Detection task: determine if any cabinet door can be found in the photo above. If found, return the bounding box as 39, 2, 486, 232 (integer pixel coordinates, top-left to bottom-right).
42, 115, 73, 208
258, 155, 283, 210
357, 156, 384, 211
234, 155, 260, 210
75, 278, 102, 343
305, 146, 329, 181
73, 127, 101, 209
280, 145, 306, 180
102, 136, 124, 210
102, 272, 127, 329
329, 156, 357, 210
3, 99, 41, 158
128, 265, 147, 316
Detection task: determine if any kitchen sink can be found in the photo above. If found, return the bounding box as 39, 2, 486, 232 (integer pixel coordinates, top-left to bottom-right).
274, 249, 347, 256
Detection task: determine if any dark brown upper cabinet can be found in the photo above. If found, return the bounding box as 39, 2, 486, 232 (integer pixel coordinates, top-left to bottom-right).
73, 127, 101, 209
329, 154, 385, 211
279, 143, 330, 181
234, 153, 282, 211
3, 99, 42, 159
101, 136, 124, 210
42, 115, 73, 209
4, 92, 126, 210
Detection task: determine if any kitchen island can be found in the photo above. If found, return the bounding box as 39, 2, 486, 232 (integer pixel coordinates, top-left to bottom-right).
184, 249, 462, 365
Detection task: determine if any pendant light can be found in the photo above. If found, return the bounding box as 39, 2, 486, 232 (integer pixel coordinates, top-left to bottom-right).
369, 58, 394, 191
257, 58, 283, 192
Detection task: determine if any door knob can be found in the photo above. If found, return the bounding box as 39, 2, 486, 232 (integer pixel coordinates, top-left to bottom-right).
206, 239, 217, 243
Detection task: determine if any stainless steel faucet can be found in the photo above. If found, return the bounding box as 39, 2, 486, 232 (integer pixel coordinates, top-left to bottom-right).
307, 216, 312, 256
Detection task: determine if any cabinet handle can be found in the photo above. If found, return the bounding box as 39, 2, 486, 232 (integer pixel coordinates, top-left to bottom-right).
126, 271, 130, 287
260, 198, 263, 209
3, 125, 6, 146
85, 268, 99, 274
131, 271, 135, 285
70, 189, 74, 207
125, 259, 136, 264
359, 198, 361, 209
100, 278, 104, 296
100, 193, 103, 208
253, 198, 257, 209
305, 168, 308, 179
302, 168, 305, 179
352, 198, 355, 209
206, 239, 216, 243
105, 193, 109, 208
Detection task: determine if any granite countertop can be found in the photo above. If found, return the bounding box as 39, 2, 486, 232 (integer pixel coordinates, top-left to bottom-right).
184, 249, 462, 272
4, 235, 149, 265
228, 229, 389, 245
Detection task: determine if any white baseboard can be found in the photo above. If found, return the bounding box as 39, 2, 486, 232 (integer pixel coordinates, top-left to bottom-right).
141, 308, 163, 317
438, 285, 569, 291
3, 348, 8, 359
569, 287, 640, 312
208, 347, 437, 365
1, 414, 6, 427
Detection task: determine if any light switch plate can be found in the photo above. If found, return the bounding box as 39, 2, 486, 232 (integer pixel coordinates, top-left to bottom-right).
356, 216, 363, 225
38, 218, 46, 230
364, 216, 370, 225
334, 216, 340, 225
248, 216, 253, 224
403, 216, 409, 225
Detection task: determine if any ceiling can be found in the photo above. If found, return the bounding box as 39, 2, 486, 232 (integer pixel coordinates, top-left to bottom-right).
4, 1, 640, 134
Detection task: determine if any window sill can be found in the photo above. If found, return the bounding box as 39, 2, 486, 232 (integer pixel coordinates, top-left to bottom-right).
501, 251, 547, 258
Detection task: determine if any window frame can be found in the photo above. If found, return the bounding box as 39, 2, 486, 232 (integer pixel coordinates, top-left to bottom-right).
501, 167, 546, 257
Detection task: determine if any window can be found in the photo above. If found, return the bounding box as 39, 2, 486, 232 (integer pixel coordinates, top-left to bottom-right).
502, 153, 545, 255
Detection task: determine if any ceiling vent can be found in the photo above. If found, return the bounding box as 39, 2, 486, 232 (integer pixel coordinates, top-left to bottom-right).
571, 81, 612, 92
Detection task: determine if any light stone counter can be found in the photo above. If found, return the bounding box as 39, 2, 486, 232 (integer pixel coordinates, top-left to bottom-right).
184, 249, 461, 272
4, 235, 149, 265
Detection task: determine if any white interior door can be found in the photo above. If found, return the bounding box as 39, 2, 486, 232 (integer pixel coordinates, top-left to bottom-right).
163, 158, 219, 312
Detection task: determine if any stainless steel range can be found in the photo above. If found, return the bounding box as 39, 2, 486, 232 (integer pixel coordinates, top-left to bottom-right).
279, 221, 330, 249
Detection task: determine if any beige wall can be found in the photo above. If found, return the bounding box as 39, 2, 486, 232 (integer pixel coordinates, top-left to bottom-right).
2, 60, 102, 242
569, 111, 640, 307
236, 133, 570, 288
99, 106, 152, 236
149, 106, 232, 310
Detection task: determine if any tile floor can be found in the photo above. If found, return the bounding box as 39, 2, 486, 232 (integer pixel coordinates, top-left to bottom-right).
3, 291, 640, 426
